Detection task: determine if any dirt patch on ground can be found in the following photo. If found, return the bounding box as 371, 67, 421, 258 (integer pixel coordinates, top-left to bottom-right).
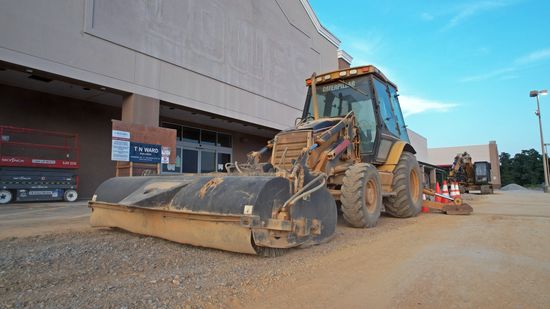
0, 216, 416, 308
1, 191, 549, 308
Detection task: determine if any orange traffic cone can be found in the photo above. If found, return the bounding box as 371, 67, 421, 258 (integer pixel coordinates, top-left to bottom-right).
454, 182, 462, 199
442, 180, 450, 204
435, 182, 442, 203
421, 193, 429, 213
450, 182, 457, 198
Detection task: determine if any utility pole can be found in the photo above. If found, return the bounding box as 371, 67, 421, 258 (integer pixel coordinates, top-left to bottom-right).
530, 90, 549, 193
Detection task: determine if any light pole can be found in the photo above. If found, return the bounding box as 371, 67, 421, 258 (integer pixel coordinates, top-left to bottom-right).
530, 89, 549, 193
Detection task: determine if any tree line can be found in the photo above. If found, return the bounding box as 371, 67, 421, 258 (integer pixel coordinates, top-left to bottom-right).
500, 149, 548, 186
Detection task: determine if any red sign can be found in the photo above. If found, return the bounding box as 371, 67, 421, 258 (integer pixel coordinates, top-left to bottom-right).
0, 156, 79, 169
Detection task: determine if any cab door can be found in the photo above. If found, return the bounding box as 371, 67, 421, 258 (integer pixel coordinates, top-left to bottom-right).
372, 77, 401, 163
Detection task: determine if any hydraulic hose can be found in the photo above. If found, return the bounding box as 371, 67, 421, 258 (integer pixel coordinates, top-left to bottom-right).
281, 173, 327, 211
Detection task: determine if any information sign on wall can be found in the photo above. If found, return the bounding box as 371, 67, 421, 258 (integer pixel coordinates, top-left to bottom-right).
129, 142, 162, 163
111, 130, 130, 161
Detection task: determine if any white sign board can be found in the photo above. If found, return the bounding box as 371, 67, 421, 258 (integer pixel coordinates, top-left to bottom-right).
161, 147, 171, 164
112, 130, 130, 139
111, 140, 130, 161
111, 130, 131, 161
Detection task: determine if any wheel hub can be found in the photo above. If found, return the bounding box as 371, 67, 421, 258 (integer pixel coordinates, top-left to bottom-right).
364, 179, 378, 213
409, 169, 420, 201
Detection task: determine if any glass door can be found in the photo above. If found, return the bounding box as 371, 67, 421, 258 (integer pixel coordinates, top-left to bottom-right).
181, 148, 199, 173
164, 147, 231, 174
200, 149, 216, 173
217, 152, 231, 172
161, 147, 182, 174
160, 123, 233, 175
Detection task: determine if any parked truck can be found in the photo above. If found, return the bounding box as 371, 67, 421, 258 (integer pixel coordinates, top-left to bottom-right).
0, 126, 79, 204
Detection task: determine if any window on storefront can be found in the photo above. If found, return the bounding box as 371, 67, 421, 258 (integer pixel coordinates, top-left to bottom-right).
182, 126, 200, 144
161, 122, 182, 141
160, 122, 233, 174
217, 133, 232, 148
201, 130, 217, 146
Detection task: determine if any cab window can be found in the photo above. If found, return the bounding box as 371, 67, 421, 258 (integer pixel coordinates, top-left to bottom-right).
388, 86, 409, 142
304, 76, 377, 153
373, 78, 399, 137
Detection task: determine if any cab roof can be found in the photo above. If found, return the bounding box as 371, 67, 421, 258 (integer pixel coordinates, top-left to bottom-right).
305, 65, 398, 90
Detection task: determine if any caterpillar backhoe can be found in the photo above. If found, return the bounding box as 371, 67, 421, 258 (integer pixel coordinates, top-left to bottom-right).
89, 65, 423, 256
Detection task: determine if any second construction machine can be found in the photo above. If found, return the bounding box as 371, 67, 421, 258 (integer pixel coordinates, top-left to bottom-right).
89, 65, 422, 256
449, 152, 493, 194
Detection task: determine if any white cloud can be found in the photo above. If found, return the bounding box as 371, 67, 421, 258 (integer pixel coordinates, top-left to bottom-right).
399, 95, 458, 117
460, 47, 550, 82
477, 47, 491, 55
420, 12, 434, 21
342, 33, 388, 72
460, 67, 515, 82
515, 48, 550, 65
500, 74, 519, 80
442, 1, 513, 30
347, 36, 383, 55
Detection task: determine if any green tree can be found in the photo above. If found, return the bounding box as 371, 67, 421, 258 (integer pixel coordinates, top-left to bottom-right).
511, 149, 544, 186
499, 152, 513, 185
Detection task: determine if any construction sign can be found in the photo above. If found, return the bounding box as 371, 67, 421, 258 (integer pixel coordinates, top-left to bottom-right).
129, 142, 162, 163
111, 120, 176, 176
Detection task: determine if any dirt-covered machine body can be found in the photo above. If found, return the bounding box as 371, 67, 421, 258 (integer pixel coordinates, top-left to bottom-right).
90, 65, 425, 255
90, 172, 336, 255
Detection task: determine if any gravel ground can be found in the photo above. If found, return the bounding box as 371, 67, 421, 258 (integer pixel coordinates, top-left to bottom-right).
1, 194, 544, 308
0, 214, 415, 309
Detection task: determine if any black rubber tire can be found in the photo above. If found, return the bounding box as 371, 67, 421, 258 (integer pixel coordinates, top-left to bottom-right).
385, 152, 422, 218
340, 163, 382, 228
0, 190, 13, 204
480, 185, 492, 195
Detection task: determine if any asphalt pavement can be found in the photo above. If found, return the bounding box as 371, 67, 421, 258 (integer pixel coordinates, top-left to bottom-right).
0, 200, 90, 239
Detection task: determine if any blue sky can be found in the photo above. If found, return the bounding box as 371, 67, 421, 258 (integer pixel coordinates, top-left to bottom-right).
310, 0, 550, 154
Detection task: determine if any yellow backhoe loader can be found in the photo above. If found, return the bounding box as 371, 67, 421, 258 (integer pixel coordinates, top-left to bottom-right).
89, 65, 425, 256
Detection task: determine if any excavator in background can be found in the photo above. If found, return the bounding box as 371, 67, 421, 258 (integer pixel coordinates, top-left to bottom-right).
89, 65, 436, 256
449, 152, 493, 194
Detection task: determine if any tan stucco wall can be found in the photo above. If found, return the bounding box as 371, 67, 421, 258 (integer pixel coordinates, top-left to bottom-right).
0, 0, 339, 130
428, 145, 491, 166
407, 129, 429, 163
428, 142, 501, 187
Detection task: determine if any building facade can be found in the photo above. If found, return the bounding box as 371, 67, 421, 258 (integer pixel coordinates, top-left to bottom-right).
428, 141, 501, 188
0, 0, 343, 198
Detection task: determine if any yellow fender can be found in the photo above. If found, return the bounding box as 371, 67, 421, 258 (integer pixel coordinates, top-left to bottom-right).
377, 141, 416, 173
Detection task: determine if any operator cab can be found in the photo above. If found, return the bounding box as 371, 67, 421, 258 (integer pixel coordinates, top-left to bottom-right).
474, 161, 491, 185
302, 65, 409, 163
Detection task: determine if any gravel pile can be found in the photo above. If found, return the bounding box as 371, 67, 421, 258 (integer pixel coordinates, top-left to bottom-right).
500, 184, 528, 191
0, 215, 416, 309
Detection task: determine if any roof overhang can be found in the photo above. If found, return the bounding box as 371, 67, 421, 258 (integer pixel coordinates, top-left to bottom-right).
299, 0, 341, 47
337, 50, 353, 63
